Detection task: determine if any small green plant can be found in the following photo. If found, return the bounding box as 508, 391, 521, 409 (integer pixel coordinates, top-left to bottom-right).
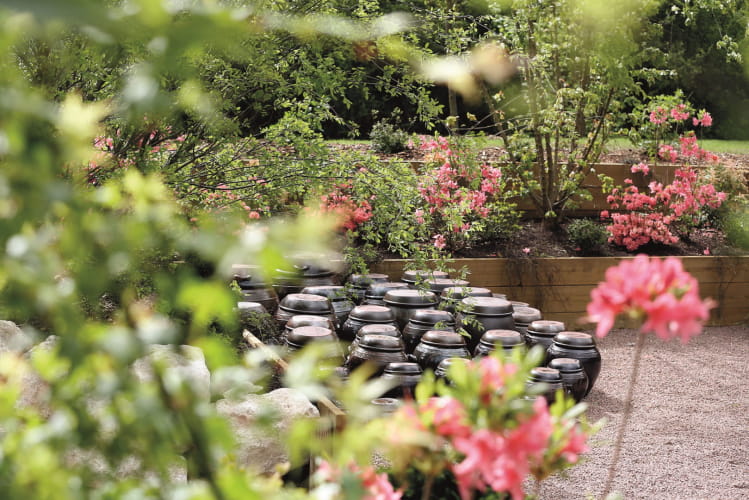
567, 219, 609, 254
369, 120, 409, 154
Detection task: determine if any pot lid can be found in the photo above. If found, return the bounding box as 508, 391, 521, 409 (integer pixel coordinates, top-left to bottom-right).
285, 314, 334, 330
528, 320, 566, 335
358, 324, 400, 337
510, 300, 529, 309
401, 269, 449, 284
348, 305, 396, 322
408, 309, 455, 326
492, 293, 508, 300
276, 260, 335, 278
286, 326, 334, 345
279, 293, 332, 313
349, 273, 389, 287
460, 296, 513, 315
383, 362, 422, 375
233, 265, 270, 288
512, 306, 543, 324
548, 357, 584, 372
384, 289, 439, 306
358, 334, 405, 351
237, 301, 266, 315
441, 286, 492, 300
426, 278, 470, 293
529, 366, 562, 382
553, 331, 597, 348
301, 285, 349, 301
420, 330, 467, 347
436, 357, 472, 373
365, 282, 409, 298
480, 329, 525, 347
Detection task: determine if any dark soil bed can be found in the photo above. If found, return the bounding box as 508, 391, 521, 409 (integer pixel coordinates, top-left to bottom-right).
536, 325, 749, 499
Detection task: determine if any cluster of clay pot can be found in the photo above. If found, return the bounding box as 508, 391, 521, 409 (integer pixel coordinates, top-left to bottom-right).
232, 263, 601, 405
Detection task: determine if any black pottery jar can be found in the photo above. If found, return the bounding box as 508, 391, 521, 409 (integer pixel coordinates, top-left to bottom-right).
350, 324, 401, 353
301, 285, 355, 331
273, 261, 337, 299
527, 367, 565, 405
473, 329, 526, 358
284, 315, 337, 338
525, 320, 566, 353
547, 357, 589, 402
512, 306, 543, 337
370, 397, 402, 416
440, 286, 493, 315
363, 282, 409, 306
346, 334, 407, 376
383, 289, 439, 330
546, 331, 601, 396
382, 362, 422, 399
434, 357, 472, 383
340, 305, 398, 343
425, 278, 470, 296
274, 293, 336, 331
401, 269, 449, 290
402, 309, 456, 354
412, 330, 471, 372
348, 273, 389, 304
233, 266, 279, 314
456, 296, 515, 353
285, 326, 340, 359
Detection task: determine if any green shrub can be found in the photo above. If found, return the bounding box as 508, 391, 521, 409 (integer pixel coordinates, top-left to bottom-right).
567, 218, 609, 254
369, 120, 409, 154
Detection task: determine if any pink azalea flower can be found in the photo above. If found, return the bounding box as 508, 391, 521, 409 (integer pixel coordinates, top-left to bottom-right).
703, 248, 710, 255
586, 255, 714, 341
423, 397, 472, 439
433, 234, 447, 250
600, 210, 610, 219
522, 247, 531, 255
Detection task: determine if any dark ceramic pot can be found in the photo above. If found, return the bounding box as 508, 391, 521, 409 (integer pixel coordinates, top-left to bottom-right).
401, 269, 449, 290
348, 273, 389, 304
284, 315, 337, 338
363, 282, 409, 306
473, 329, 526, 358
512, 306, 543, 337
274, 293, 335, 331
439, 286, 493, 314
548, 357, 589, 402
340, 305, 398, 343
233, 266, 279, 314
525, 320, 566, 354
285, 326, 340, 361
456, 296, 515, 353
383, 289, 439, 330
273, 261, 337, 299
346, 334, 407, 376
547, 331, 601, 396
301, 285, 355, 331
412, 330, 471, 372
425, 278, 470, 295
434, 357, 472, 383
382, 362, 422, 399
527, 367, 565, 406
350, 324, 401, 353
402, 309, 456, 354
370, 397, 402, 416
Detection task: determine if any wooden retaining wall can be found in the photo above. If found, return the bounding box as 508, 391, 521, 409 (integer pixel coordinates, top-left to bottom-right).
372, 256, 749, 328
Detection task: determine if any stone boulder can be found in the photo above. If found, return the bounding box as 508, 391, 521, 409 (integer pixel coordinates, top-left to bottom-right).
216, 388, 319, 475
132, 344, 211, 403
0, 320, 33, 354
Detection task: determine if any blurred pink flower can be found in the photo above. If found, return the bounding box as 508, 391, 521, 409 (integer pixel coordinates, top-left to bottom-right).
522, 247, 531, 255
703, 248, 710, 255
586, 255, 714, 341
433, 234, 447, 249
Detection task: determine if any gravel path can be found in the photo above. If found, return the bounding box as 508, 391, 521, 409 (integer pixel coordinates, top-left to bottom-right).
537, 325, 749, 500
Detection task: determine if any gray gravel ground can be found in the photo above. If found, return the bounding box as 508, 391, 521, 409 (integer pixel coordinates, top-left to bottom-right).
536, 325, 749, 500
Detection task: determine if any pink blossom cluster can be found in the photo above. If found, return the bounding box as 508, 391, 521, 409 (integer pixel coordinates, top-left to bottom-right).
315, 461, 402, 500
319, 184, 373, 231
416, 138, 504, 250
201, 183, 262, 220
388, 357, 588, 500
658, 135, 719, 164
603, 166, 726, 251
648, 104, 712, 128
587, 254, 714, 341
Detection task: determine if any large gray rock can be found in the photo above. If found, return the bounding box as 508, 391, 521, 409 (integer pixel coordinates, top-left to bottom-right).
132, 345, 211, 403
17, 335, 59, 418
216, 388, 319, 475
0, 320, 33, 354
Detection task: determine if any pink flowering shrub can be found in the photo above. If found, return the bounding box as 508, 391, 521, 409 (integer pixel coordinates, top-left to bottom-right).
587, 254, 715, 341
414, 136, 518, 252
319, 183, 374, 231
379, 354, 590, 500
